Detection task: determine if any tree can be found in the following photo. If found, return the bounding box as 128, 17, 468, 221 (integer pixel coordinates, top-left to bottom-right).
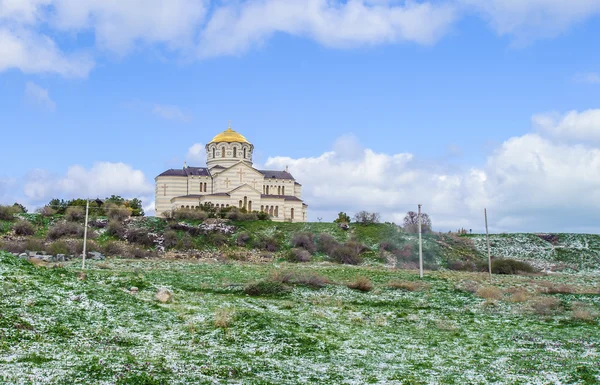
334, 212, 351, 224
125, 198, 144, 217
47, 198, 68, 214
403, 211, 433, 234
353, 211, 380, 225
12, 203, 27, 213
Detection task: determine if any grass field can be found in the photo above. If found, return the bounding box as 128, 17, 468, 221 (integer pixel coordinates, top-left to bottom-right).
1, 251, 599, 385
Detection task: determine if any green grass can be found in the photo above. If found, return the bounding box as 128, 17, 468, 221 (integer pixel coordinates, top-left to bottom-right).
1, 251, 598, 384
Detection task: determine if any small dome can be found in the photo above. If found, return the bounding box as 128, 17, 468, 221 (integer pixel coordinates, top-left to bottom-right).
210, 126, 249, 144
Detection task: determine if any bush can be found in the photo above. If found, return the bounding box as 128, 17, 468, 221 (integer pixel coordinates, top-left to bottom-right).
244, 281, 289, 296
291, 232, 316, 254
126, 228, 156, 248
209, 232, 228, 247
0, 240, 26, 254
287, 248, 312, 263
331, 243, 362, 265
317, 233, 339, 255
353, 211, 380, 225
14, 220, 35, 236
125, 246, 158, 259
163, 230, 178, 249
0, 205, 18, 221
106, 221, 126, 239
530, 297, 561, 315
47, 222, 85, 241
38, 206, 57, 217
236, 232, 251, 247
256, 236, 280, 252
106, 203, 131, 222
173, 208, 208, 221
25, 239, 45, 252
347, 276, 373, 292
102, 241, 124, 256
492, 258, 535, 275
47, 241, 69, 255
476, 286, 503, 300
65, 207, 85, 222
226, 209, 258, 221
271, 271, 329, 288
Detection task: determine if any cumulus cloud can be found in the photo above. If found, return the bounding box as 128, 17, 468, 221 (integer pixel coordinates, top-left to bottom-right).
265, 112, 600, 233
461, 0, 600, 41
533, 109, 600, 142
186, 143, 205, 165
152, 104, 192, 123
23, 162, 153, 202
0, 27, 94, 77
198, 0, 457, 57
24, 81, 56, 111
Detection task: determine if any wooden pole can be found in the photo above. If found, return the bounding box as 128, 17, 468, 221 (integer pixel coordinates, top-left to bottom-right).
484, 208, 491, 281
82, 200, 89, 270
418, 204, 423, 279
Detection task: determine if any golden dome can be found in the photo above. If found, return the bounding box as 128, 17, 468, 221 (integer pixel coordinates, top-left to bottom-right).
210, 126, 249, 143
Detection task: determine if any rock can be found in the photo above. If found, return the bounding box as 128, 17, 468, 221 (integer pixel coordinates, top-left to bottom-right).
56, 254, 66, 262
77, 272, 87, 281
18, 253, 28, 259
28, 251, 37, 257
130, 287, 139, 294
70, 295, 82, 302
89, 251, 105, 261
155, 288, 173, 303
39, 255, 54, 262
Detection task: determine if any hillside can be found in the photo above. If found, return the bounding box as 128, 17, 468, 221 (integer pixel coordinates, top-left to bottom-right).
1, 251, 599, 384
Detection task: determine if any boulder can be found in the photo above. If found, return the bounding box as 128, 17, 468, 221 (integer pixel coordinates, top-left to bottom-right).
130, 287, 139, 294
89, 251, 105, 261
56, 254, 66, 262
155, 288, 173, 303
18, 253, 29, 259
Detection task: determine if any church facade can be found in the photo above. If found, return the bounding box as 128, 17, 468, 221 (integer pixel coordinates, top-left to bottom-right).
155, 125, 308, 222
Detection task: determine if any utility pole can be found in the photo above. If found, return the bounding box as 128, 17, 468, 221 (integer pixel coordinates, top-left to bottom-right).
484, 208, 491, 281
82, 200, 89, 270
418, 204, 423, 279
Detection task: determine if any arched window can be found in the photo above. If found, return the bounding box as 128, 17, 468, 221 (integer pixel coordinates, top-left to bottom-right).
291, 208, 294, 219
239, 200, 243, 208
212, 147, 215, 158
261, 205, 264, 212
278, 186, 281, 195
233, 147, 237, 157
266, 186, 269, 195
204, 182, 207, 192
222, 147, 226, 158
275, 206, 278, 217
282, 187, 285, 195
243, 196, 247, 210
248, 201, 252, 211
243, 148, 247, 158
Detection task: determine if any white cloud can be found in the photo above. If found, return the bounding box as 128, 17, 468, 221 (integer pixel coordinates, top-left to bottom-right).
24, 81, 56, 111
573, 72, 600, 84
462, 0, 600, 41
0, 177, 16, 203
533, 109, 600, 142
186, 143, 205, 165
265, 117, 600, 233
198, 0, 457, 57
23, 162, 153, 202
0, 27, 94, 77
152, 104, 191, 122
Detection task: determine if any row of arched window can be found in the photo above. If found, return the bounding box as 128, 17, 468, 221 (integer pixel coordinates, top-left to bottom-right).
199, 182, 208, 192
211, 146, 248, 159
263, 185, 285, 195
178, 203, 294, 219
181, 203, 230, 209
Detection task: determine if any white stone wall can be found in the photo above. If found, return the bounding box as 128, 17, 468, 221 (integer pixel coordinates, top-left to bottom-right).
155, 176, 188, 217
206, 142, 253, 170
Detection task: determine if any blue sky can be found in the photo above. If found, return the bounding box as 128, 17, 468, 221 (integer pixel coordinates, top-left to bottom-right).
1, 0, 600, 232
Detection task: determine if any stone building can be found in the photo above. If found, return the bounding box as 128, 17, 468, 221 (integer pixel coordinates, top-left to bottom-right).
155, 125, 307, 222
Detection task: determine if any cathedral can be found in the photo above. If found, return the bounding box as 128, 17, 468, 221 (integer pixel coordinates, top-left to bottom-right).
155, 125, 307, 222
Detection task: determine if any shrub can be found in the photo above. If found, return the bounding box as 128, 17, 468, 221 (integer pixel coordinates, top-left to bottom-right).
331, 243, 362, 265
509, 290, 529, 303
291, 232, 316, 254
173, 208, 208, 221
214, 308, 236, 329
271, 271, 329, 288
105, 203, 131, 222
456, 280, 479, 294
0, 240, 26, 253
126, 228, 156, 248
256, 236, 280, 252
163, 230, 178, 249
317, 233, 339, 255
69, 240, 100, 256
287, 248, 312, 263
244, 281, 289, 296
236, 232, 251, 247
106, 221, 126, 239
125, 246, 157, 259
530, 297, 561, 315
226, 209, 258, 221
347, 276, 373, 292
65, 207, 85, 222
209, 232, 228, 247
47, 241, 69, 255
0, 205, 18, 221
25, 239, 45, 252
546, 284, 577, 294
102, 241, 124, 256
176, 233, 194, 250
14, 220, 35, 236
492, 258, 535, 275
353, 211, 380, 225
476, 286, 503, 300
379, 241, 397, 253
47, 222, 85, 241
38, 206, 57, 217
572, 308, 596, 322
389, 280, 430, 292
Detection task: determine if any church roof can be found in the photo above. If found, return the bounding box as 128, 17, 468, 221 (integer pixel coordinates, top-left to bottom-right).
210, 126, 249, 143
261, 194, 303, 202
259, 170, 295, 180
157, 167, 210, 178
